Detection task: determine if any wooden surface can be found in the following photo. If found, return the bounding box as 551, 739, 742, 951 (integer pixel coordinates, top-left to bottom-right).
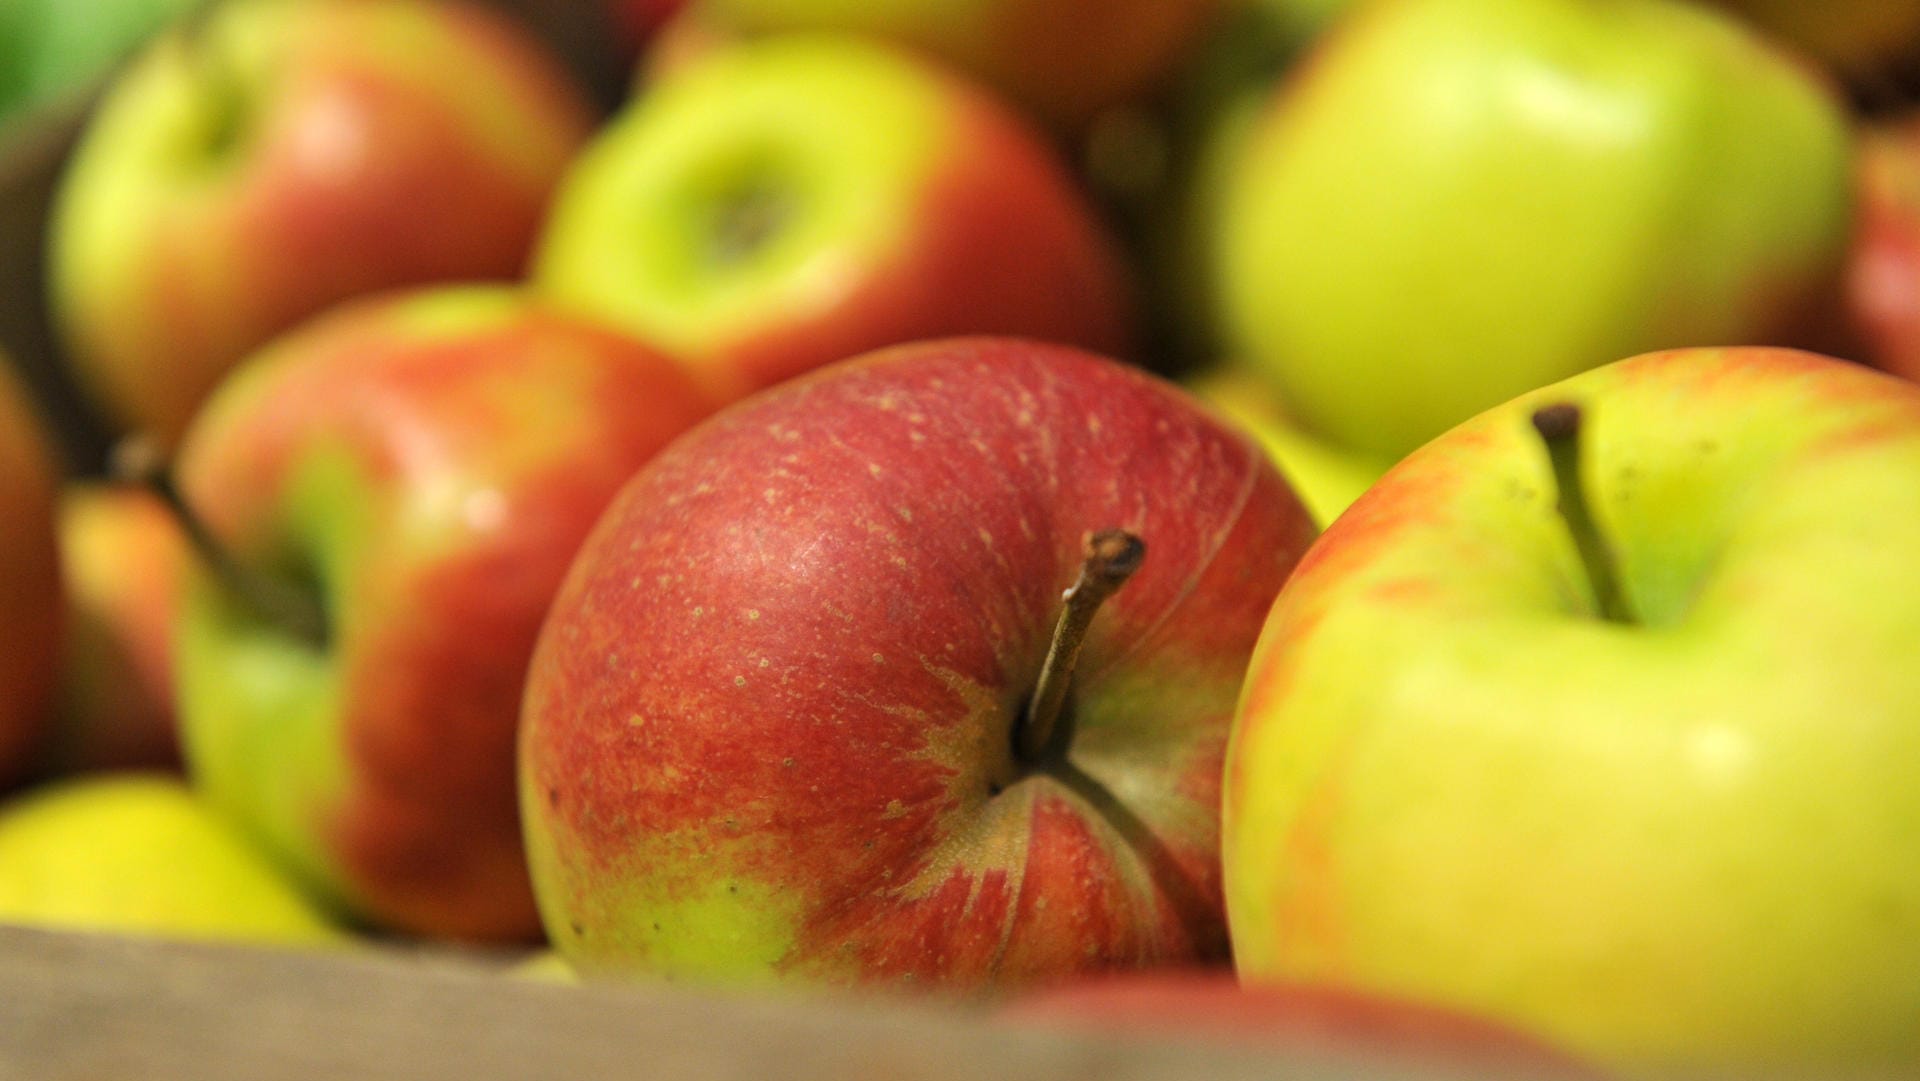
0, 925, 1564, 1081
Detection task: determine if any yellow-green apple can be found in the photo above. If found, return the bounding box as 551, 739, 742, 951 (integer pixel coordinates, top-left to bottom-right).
0, 361, 64, 787
1225, 346, 1920, 1077
686, 0, 1220, 129
533, 33, 1138, 404
0, 772, 344, 945
1846, 113, 1920, 383
172, 286, 716, 942
44, 483, 190, 773
1005, 973, 1606, 1079
49, 0, 598, 449
1212, 0, 1856, 459
1187, 366, 1391, 528
520, 336, 1316, 991
1706, 0, 1920, 76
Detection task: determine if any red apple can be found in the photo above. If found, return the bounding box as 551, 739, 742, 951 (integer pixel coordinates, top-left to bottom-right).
534, 34, 1138, 405
0, 362, 63, 786
49, 0, 599, 448
1847, 113, 1920, 383
1004, 972, 1608, 1079
46, 483, 191, 773
173, 286, 716, 941
520, 337, 1315, 990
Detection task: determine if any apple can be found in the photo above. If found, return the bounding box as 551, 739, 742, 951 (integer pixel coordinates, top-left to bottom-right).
520, 336, 1316, 990
534, 33, 1137, 405
1846, 113, 1920, 383
1004, 972, 1606, 1079
1186, 366, 1391, 528
1225, 346, 1920, 1077
686, 0, 1220, 129
48, 0, 599, 449
172, 285, 716, 942
1212, 0, 1856, 459
1705, 0, 1920, 76
0, 772, 344, 945
42, 483, 191, 775
0, 360, 64, 787
0, 0, 198, 127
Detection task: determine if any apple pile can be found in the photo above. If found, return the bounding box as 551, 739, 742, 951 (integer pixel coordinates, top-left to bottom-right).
2, 0, 1920, 1078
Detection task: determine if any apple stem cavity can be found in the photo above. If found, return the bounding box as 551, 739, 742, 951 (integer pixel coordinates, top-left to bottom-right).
112, 435, 329, 648
1018, 529, 1146, 763
1530, 403, 1633, 624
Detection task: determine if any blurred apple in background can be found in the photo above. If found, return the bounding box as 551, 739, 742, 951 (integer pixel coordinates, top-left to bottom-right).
1706, 0, 1920, 78
686, 0, 1221, 129
43, 483, 190, 774
48, 0, 599, 452
0, 361, 64, 789
1212, 0, 1856, 459
1186, 367, 1390, 528
1846, 112, 1920, 383
0, 773, 344, 945
534, 34, 1137, 405
1226, 347, 1920, 1077
172, 286, 715, 943
1004, 972, 1606, 1080
521, 337, 1314, 990
0, 0, 199, 128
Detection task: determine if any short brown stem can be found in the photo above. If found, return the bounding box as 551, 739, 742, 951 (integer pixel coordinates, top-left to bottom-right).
1019, 529, 1146, 762
112, 434, 328, 647
1531, 403, 1633, 624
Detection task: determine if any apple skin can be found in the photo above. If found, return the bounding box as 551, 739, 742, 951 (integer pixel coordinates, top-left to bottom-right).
1004, 972, 1606, 1079
0, 362, 64, 788
1212, 0, 1855, 459
688, 0, 1219, 129
49, 0, 598, 449
174, 286, 716, 942
520, 337, 1315, 991
533, 34, 1137, 405
1225, 347, 1920, 1076
1705, 0, 1920, 74
1846, 114, 1920, 384
1186, 367, 1391, 528
44, 483, 191, 774
0, 772, 345, 945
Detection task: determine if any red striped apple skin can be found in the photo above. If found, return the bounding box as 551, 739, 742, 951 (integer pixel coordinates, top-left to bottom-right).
0, 366, 63, 786
175, 289, 716, 942
521, 337, 1315, 991
52, 0, 598, 449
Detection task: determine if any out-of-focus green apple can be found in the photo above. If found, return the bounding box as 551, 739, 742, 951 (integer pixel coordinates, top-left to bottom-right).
1187, 367, 1389, 528
0, 773, 344, 944
0, 0, 200, 126
1213, 0, 1855, 459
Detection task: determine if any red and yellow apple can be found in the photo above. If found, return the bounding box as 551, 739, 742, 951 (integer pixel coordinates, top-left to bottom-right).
521, 337, 1315, 990
1227, 347, 1920, 1076
1847, 113, 1920, 383
533, 34, 1138, 404
0, 361, 64, 787
173, 286, 715, 942
49, 0, 598, 448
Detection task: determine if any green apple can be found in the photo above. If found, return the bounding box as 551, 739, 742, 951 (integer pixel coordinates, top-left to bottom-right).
0, 360, 64, 786
534, 33, 1136, 405
1226, 346, 1920, 1077
687, 0, 1219, 128
0, 773, 343, 945
0, 0, 200, 127
1186, 366, 1390, 528
174, 286, 716, 942
49, 0, 597, 448
1213, 0, 1855, 459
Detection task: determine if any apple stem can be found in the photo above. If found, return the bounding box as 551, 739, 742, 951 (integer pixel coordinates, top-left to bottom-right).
1018, 529, 1146, 762
112, 435, 328, 647
1531, 403, 1633, 624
